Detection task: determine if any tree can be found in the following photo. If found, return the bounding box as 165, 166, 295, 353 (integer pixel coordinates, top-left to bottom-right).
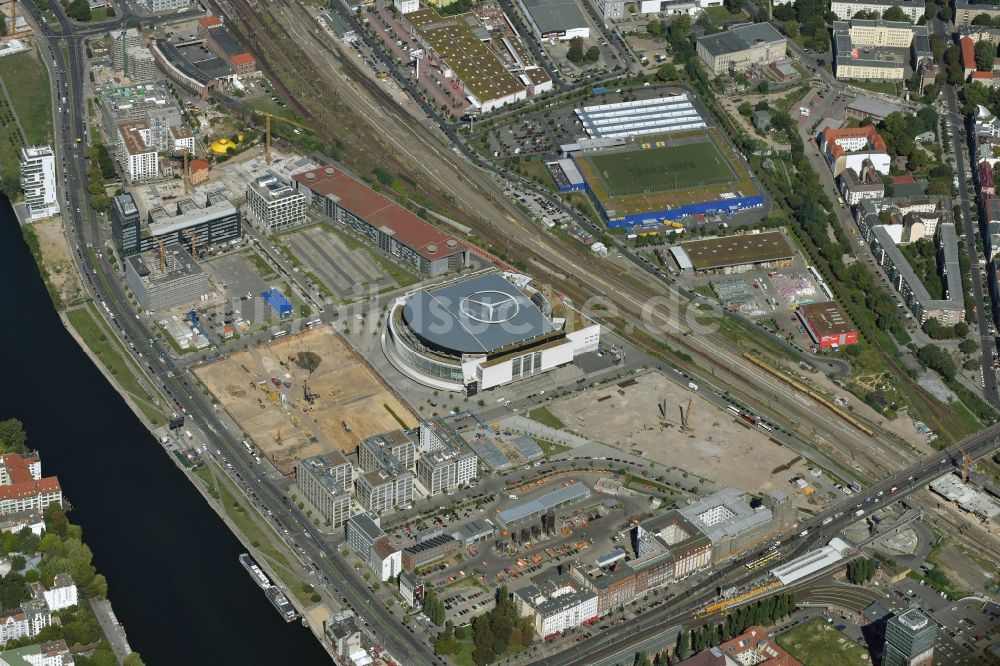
738, 102, 754, 117
975, 41, 997, 72
66, 0, 91, 20
882, 4, 907, 21
0, 14, 6, 37
10, 554, 25, 572
853, 9, 879, 19
656, 63, 679, 81
567, 37, 586, 64
676, 628, 690, 660
0, 419, 27, 454
585, 46, 601, 63
972, 12, 996, 27
122, 655, 146, 666
954, 321, 970, 337
960, 338, 979, 354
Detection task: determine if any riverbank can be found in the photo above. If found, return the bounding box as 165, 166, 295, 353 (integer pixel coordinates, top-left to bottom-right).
0, 46, 53, 198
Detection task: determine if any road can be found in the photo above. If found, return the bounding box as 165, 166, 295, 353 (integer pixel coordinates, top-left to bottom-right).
25, 2, 438, 664
539, 423, 1000, 666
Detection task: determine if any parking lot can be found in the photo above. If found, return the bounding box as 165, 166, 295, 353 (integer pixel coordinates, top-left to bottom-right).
199, 250, 290, 337
280, 226, 394, 303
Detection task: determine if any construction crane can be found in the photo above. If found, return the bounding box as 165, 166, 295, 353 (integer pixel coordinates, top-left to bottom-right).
182, 228, 200, 259
681, 398, 694, 433
260, 112, 313, 165
2, 0, 32, 41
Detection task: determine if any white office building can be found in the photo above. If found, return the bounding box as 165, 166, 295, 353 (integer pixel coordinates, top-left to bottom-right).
245, 175, 307, 233
19, 146, 60, 221
142, 0, 192, 11
394, 0, 419, 13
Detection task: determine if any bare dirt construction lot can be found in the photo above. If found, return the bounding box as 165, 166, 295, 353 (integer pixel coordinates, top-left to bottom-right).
548, 371, 813, 498
194, 327, 416, 473
32, 218, 84, 306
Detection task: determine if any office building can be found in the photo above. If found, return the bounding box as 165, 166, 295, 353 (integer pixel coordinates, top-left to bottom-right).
139, 194, 242, 256
355, 470, 413, 514
832, 20, 932, 81
245, 175, 307, 233
830, 0, 923, 21
296, 452, 353, 528
883, 608, 936, 666
124, 243, 210, 311
19, 146, 59, 221
112, 193, 141, 256
0, 454, 62, 517
696, 23, 786, 75
346, 511, 384, 559
416, 448, 478, 495
126, 48, 158, 84
370, 538, 402, 582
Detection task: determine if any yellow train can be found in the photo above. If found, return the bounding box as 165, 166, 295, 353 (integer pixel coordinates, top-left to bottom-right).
701, 580, 783, 616
742, 353, 874, 437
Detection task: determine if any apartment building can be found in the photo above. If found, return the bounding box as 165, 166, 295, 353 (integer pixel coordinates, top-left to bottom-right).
296, 452, 353, 528
0, 454, 62, 517
19, 146, 59, 221
0, 601, 51, 644
830, 0, 923, 22
838, 158, 886, 205
820, 125, 891, 176
956, 0, 1000, 27
116, 122, 159, 182
514, 576, 598, 639
245, 175, 307, 233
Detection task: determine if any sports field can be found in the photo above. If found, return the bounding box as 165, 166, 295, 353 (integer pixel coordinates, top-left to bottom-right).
573, 129, 762, 220
584, 140, 735, 196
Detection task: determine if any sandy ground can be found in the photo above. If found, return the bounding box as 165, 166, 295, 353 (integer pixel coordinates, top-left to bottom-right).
195, 327, 416, 473
548, 371, 814, 497
33, 218, 84, 306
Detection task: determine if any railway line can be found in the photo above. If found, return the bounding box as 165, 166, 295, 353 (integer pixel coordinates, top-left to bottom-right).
219, 1, 928, 477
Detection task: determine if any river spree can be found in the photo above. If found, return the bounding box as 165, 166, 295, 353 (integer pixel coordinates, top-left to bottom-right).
0, 200, 329, 663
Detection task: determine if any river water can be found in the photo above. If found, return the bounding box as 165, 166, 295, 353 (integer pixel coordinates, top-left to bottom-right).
0, 199, 330, 663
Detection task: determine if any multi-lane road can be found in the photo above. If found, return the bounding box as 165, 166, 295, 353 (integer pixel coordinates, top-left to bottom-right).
26, 3, 440, 664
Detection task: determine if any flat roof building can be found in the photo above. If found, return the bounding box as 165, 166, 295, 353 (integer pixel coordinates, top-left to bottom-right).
19, 146, 59, 222
832, 20, 931, 82
516, 0, 589, 41
497, 482, 591, 526
514, 576, 598, 639
884, 608, 936, 666
956, 0, 1000, 26
830, 0, 924, 21
292, 166, 470, 277
796, 301, 858, 349
402, 534, 460, 570
574, 94, 706, 140
139, 194, 242, 257
404, 8, 527, 112
355, 469, 414, 514
245, 174, 307, 234
668, 231, 794, 274
124, 243, 210, 311
296, 452, 353, 528
696, 23, 786, 75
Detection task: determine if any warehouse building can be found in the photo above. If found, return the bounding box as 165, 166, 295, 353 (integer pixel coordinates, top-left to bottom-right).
296, 452, 353, 528
387, 271, 600, 394
245, 175, 306, 234
667, 231, 793, 275
293, 166, 470, 277
797, 301, 858, 349
830, 0, 923, 21
402, 534, 460, 570
403, 8, 528, 112
124, 243, 210, 311
696, 23, 786, 75
516, 0, 589, 41
497, 482, 591, 527
573, 95, 706, 140
633, 512, 713, 581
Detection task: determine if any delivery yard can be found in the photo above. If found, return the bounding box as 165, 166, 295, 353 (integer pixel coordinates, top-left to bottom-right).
547, 371, 816, 498
194, 327, 416, 473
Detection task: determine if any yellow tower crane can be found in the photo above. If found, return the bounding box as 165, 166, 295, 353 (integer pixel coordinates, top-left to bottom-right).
261, 112, 313, 165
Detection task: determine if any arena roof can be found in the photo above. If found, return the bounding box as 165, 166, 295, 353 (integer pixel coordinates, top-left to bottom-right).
402, 273, 556, 354
676, 231, 793, 271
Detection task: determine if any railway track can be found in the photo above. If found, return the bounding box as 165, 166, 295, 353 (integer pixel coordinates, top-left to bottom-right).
215, 0, 919, 476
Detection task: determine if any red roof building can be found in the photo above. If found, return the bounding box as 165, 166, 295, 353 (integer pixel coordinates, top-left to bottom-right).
797, 301, 858, 349
292, 166, 470, 276
0, 454, 62, 517
962, 36, 977, 77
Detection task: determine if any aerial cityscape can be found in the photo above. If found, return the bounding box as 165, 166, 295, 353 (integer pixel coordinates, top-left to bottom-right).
1, 0, 1000, 663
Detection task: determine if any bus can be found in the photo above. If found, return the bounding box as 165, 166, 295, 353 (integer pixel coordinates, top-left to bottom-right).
757, 422, 773, 433
243, 440, 253, 453
727, 405, 741, 415
807, 265, 824, 285
272, 330, 287, 340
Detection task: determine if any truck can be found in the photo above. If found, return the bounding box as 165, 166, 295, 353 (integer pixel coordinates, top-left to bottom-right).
821, 516, 834, 525
798, 106, 810, 117
855, 509, 865, 517
799, 529, 809, 537
687, 381, 698, 391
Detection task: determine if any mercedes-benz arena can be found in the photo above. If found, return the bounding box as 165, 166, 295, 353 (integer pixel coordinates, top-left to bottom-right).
384, 271, 600, 394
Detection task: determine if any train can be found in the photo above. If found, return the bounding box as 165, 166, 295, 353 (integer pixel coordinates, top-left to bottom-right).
744, 549, 781, 572
742, 352, 875, 437
701, 580, 783, 616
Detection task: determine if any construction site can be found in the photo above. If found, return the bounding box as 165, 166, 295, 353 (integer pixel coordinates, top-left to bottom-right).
546, 371, 818, 500
193, 327, 416, 473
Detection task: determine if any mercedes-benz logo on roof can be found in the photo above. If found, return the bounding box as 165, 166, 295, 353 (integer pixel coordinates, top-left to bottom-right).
459, 291, 519, 324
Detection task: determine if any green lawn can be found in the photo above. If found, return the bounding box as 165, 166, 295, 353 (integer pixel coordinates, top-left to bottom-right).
508, 157, 557, 192
537, 439, 570, 457
0, 49, 53, 146
67, 304, 165, 425
583, 140, 735, 195
243, 249, 277, 279
704, 5, 745, 22
850, 80, 902, 96
776, 619, 871, 666
527, 407, 565, 429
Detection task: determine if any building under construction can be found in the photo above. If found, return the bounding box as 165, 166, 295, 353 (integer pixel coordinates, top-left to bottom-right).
124, 242, 210, 311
